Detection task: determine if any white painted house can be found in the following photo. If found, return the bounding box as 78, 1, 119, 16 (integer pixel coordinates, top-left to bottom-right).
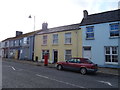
80, 9, 120, 68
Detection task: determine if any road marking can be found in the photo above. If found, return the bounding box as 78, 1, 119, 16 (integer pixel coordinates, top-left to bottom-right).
36, 74, 49, 79
98, 80, 113, 86
36, 74, 85, 88
11, 66, 16, 70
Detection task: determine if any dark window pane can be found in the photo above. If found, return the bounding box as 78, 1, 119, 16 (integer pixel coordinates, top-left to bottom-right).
105, 55, 111, 62
105, 47, 110, 54
86, 27, 94, 32
84, 47, 91, 50
65, 55, 72, 60
112, 55, 118, 62
112, 47, 117, 54
110, 31, 119, 37
86, 33, 94, 38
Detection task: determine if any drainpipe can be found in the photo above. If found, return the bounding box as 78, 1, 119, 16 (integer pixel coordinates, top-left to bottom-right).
76, 30, 78, 57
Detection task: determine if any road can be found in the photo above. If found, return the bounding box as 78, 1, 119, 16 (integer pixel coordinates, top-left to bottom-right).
2, 60, 119, 88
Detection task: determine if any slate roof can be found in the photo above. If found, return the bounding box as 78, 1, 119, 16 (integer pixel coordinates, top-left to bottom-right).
2, 37, 14, 42
80, 9, 120, 26
37, 23, 80, 35
2, 23, 80, 42
2, 30, 40, 42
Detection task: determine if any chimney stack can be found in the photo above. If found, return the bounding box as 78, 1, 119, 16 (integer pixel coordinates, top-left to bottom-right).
42, 22, 48, 30
83, 10, 88, 18
16, 31, 23, 37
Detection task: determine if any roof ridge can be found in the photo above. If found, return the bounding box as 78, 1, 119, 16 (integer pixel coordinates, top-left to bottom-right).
88, 9, 120, 16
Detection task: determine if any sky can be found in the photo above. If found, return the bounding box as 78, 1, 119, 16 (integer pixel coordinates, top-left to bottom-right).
0, 0, 119, 41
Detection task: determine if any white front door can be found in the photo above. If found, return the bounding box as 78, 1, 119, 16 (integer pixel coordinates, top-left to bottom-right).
83, 47, 92, 59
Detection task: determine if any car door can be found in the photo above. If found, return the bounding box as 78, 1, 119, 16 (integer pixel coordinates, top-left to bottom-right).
62, 59, 75, 70
70, 58, 81, 71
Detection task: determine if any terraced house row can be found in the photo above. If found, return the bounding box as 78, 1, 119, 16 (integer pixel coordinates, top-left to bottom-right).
1, 9, 120, 68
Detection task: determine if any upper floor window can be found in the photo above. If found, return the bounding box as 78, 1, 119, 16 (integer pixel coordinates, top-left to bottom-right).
10, 41, 13, 47
86, 26, 94, 39
5, 42, 8, 47
14, 40, 17, 46
27, 37, 29, 44
110, 23, 119, 37
23, 37, 27, 44
53, 34, 58, 45
65, 32, 71, 44
19, 39, 22, 45
23, 37, 29, 45
43, 35, 47, 45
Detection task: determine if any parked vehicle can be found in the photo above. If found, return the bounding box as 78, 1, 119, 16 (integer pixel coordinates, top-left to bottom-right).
56, 57, 98, 75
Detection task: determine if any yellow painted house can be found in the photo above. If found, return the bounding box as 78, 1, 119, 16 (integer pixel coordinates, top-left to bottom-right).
34, 23, 82, 63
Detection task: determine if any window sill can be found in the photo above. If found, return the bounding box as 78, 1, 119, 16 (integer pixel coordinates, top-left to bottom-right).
105, 62, 118, 65
64, 43, 72, 45
109, 36, 119, 39
52, 44, 58, 46
41, 44, 47, 46
86, 38, 95, 40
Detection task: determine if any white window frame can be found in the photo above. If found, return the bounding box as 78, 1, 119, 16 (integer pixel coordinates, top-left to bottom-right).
65, 32, 72, 44
65, 50, 72, 60
105, 46, 118, 65
86, 26, 94, 39
43, 35, 47, 45
53, 34, 58, 45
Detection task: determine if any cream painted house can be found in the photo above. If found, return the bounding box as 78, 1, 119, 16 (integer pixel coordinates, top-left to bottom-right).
34, 23, 82, 63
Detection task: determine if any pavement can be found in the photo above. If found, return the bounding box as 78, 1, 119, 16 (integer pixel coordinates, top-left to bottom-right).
2, 58, 119, 76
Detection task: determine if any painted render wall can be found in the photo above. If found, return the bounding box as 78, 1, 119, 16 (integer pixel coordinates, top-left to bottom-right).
34, 29, 82, 63
20, 36, 34, 60
81, 21, 119, 68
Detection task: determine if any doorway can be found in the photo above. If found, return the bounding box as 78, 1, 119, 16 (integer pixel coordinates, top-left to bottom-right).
83, 47, 92, 59
53, 50, 58, 63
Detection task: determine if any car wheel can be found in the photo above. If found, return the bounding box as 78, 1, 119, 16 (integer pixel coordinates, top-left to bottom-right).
80, 68, 87, 75
57, 65, 62, 70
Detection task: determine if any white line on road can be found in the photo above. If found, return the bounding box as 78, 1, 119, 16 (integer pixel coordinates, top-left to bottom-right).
98, 80, 113, 86
36, 74, 85, 88
11, 66, 16, 70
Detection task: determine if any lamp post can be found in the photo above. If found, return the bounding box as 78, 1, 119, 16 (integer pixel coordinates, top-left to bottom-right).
28, 15, 36, 31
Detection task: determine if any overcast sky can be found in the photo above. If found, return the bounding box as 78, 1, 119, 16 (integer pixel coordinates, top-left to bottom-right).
0, 0, 119, 41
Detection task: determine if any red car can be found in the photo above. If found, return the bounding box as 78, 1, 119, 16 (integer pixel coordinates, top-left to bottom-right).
56, 57, 98, 75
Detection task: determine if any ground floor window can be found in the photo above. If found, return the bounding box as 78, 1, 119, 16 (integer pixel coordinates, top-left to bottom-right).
65, 50, 72, 60
42, 50, 49, 59
105, 46, 118, 63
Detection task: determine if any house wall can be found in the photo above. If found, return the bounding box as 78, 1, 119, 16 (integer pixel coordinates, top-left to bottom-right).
81, 21, 119, 68
7, 36, 34, 60
34, 29, 82, 63
20, 36, 34, 60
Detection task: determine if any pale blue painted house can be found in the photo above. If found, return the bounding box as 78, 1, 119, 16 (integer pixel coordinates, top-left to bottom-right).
80, 9, 120, 68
